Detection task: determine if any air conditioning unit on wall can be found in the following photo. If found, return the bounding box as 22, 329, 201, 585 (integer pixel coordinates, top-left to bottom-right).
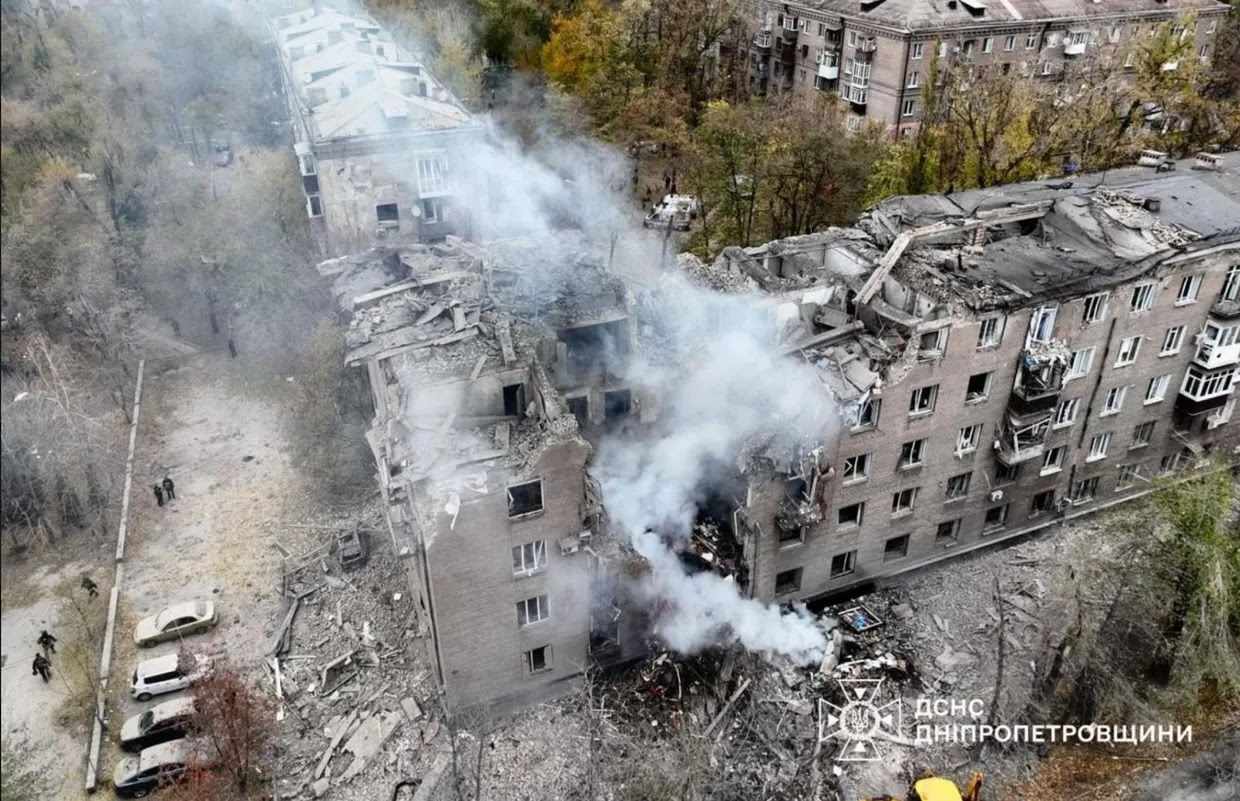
989, 490, 1004, 502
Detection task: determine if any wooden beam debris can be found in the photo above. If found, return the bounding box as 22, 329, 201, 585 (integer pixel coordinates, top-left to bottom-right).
703, 677, 752, 737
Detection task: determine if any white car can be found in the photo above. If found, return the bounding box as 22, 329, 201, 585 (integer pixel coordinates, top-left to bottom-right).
130, 653, 211, 702
134, 601, 218, 648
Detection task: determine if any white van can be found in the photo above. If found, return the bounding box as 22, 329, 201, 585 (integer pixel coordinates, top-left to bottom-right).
1137, 149, 1170, 167
130, 653, 211, 701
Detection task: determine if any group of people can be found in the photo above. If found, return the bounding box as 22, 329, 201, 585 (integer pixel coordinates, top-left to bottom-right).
30, 472, 179, 684
30, 575, 100, 682
153, 475, 176, 507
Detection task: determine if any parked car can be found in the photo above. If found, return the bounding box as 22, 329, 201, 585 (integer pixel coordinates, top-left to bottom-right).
643, 194, 699, 231
130, 653, 211, 702
119, 697, 197, 753
336, 529, 369, 571
134, 601, 217, 648
112, 739, 208, 798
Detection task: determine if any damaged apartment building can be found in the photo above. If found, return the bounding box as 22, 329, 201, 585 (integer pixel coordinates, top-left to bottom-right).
706, 162, 1240, 606
270, 4, 483, 254
324, 234, 653, 715
329, 161, 1239, 716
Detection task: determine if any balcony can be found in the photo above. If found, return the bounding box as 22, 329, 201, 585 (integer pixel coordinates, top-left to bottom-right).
1064, 40, 1087, 56
781, 24, 799, 41
1193, 321, 1240, 370
841, 84, 868, 106
1008, 348, 1065, 415
1211, 298, 1240, 320
818, 61, 839, 80
1176, 364, 1235, 415
994, 412, 1051, 467
752, 32, 772, 53
854, 39, 876, 62
779, 41, 798, 62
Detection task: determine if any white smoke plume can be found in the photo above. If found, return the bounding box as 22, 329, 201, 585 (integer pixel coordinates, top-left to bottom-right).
594, 280, 836, 664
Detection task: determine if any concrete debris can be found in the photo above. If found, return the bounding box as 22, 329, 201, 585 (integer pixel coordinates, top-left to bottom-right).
400, 697, 423, 722
340, 711, 402, 781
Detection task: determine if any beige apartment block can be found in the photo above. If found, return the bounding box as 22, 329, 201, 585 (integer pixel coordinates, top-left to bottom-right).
731, 0, 1230, 135
269, 5, 483, 254
333, 160, 1238, 718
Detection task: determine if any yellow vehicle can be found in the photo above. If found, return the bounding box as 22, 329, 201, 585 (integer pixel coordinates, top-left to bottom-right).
864, 771, 983, 801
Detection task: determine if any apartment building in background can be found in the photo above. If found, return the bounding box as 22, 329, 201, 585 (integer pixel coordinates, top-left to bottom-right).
730, 0, 1231, 135
270, 5, 483, 254
331, 158, 1237, 716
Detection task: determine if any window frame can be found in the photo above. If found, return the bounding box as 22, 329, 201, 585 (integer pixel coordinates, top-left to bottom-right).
842, 453, 871, 484
977, 317, 1004, 349
1082, 292, 1109, 324
1161, 326, 1185, 356
516, 594, 550, 627
900, 438, 927, 468
837, 502, 865, 528
1100, 386, 1127, 416
524, 645, 551, 674
511, 540, 548, 575
883, 534, 910, 561
1066, 347, 1095, 379
775, 567, 803, 594
1053, 398, 1079, 428
1145, 374, 1170, 404
1176, 274, 1202, 305
891, 487, 918, 516
945, 472, 971, 499
507, 479, 545, 519
1041, 445, 1065, 474
1130, 282, 1156, 312
1087, 432, 1112, 461
956, 424, 982, 454
1115, 336, 1142, 367
908, 385, 939, 417
829, 550, 857, 578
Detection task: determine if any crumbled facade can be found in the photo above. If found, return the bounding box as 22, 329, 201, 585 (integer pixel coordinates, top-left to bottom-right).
270, 5, 483, 254
335, 160, 1239, 716
727, 0, 1230, 134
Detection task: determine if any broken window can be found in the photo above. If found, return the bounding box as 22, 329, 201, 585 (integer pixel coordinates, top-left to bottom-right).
1131, 421, 1155, 448
507, 480, 544, 518
559, 320, 631, 380
525, 645, 550, 673
779, 526, 806, 546
1042, 446, 1065, 473
421, 198, 447, 223
918, 329, 947, 360
829, 551, 856, 578
786, 475, 808, 502
1160, 452, 1182, 474
1117, 463, 1143, 489
416, 153, 448, 195
503, 383, 526, 417
516, 595, 549, 626
306, 194, 324, 218
1161, 326, 1185, 355
1177, 274, 1202, 304
965, 372, 991, 402
1222, 265, 1240, 302
977, 316, 1005, 349
899, 438, 926, 468
1145, 375, 1170, 403
891, 488, 918, 515
1054, 398, 1079, 427
842, 453, 870, 483
995, 463, 1020, 484
1101, 386, 1127, 415
1130, 283, 1156, 312
956, 424, 982, 454
850, 398, 880, 430
1030, 490, 1056, 517
776, 568, 803, 594
1115, 336, 1142, 367
1027, 305, 1058, 345
1082, 292, 1109, 324
1071, 477, 1099, 503
1066, 347, 1094, 378
837, 502, 864, 527
983, 504, 1009, 531
908, 385, 938, 416
945, 472, 971, 499
567, 396, 588, 428
604, 389, 632, 421
512, 541, 547, 574
376, 203, 399, 226
883, 535, 910, 561
1088, 433, 1111, 460
936, 519, 960, 543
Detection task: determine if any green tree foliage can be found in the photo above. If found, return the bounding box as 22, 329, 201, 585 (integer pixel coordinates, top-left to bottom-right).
689, 96, 883, 251
1039, 461, 1240, 725
284, 321, 374, 500
868, 16, 1240, 200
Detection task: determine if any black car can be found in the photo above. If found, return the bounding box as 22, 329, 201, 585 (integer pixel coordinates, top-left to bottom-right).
119, 697, 196, 753
336, 529, 369, 571
112, 740, 197, 798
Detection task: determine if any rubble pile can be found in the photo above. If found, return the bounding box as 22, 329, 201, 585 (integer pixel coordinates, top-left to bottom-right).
266, 513, 448, 801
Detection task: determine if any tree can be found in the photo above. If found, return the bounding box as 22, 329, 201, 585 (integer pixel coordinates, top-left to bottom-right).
1035, 460, 1240, 725
542, 0, 620, 95
159, 669, 276, 800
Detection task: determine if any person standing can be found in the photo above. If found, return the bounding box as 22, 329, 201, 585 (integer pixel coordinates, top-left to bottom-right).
37, 630, 56, 655
81, 575, 99, 598
162, 476, 176, 501
154, 484, 165, 507
32, 653, 51, 682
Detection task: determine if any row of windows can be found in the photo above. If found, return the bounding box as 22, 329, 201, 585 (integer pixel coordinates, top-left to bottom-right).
839, 415, 1165, 525
779, 454, 1190, 594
